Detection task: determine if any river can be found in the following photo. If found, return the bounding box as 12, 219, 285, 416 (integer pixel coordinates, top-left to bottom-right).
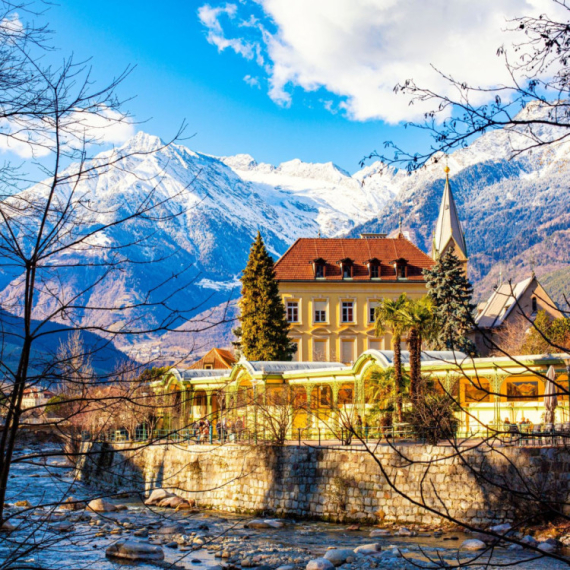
0, 443, 567, 569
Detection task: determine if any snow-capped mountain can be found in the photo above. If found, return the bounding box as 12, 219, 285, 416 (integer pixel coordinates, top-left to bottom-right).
3, 115, 570, 362
0, 132, 395, 360
220, 154, 396, 236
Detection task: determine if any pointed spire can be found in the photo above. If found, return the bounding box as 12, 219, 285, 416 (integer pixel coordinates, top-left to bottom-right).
432, 165, 468, 260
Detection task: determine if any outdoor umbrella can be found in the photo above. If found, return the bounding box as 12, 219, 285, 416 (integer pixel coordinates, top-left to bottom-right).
544, 365, 559, 425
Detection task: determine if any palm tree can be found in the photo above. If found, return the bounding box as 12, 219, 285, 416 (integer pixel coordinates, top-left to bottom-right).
375, 293, 410, 422
399, 296, 437, 401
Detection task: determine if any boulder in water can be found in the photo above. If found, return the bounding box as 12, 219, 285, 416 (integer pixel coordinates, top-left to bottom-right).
323, 548, 355, 566
354, 543, 381, 555
306, 558, 335, 570
87, 499, 117, 513
106, 541, 164, 561
144, 488, 174, 506
461, 539, 486, 551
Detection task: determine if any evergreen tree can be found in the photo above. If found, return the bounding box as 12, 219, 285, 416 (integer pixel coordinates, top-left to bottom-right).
237, 232, 296, 361
423, 244, 477, 355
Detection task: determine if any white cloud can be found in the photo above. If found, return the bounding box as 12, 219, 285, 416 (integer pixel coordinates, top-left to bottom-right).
198, 0, 568, 123
244, 74, 261, 88
198, 4, 258, 60
0, 106, 135, 159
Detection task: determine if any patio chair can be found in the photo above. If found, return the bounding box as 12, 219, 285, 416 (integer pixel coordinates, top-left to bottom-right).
531, 425, 542, 446
507, 423, 519, 444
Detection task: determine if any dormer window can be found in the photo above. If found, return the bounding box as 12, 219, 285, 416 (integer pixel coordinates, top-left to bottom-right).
367, 258, 381, 279
532, 296, 538, 313
338, 258, 353, 280
392, 258, 408, 280
312, 258, 326, 279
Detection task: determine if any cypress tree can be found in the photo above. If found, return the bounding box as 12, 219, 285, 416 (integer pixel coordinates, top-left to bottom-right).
423, 244, 477, 355
237, 232, 296, 361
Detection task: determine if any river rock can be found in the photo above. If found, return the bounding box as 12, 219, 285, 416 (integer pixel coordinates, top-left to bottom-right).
246, 519, 274, 529
156, 523, 186, 535
51, 521, 74, 533
538, 539, 559, 553
134, 528, 149, 537
489, 523, 512, 534
87, 499, 117, 513
306, 558, 335, 570
521, 535, 539, 548
14, 500, 31, 507
323, 548, 355, 566
0, 521, 15, 532
106, 540, 165, 561
144, 488, 174, 506
461, 539, 486, 551
59, 497, 86, 511
158, 496, 188, 508
397, 526, 417, 536
370, 529, 391, 537
354, 543, 381, 555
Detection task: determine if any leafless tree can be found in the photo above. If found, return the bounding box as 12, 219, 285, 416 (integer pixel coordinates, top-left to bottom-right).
363, 0, 570, 172
0, 0, 236, 552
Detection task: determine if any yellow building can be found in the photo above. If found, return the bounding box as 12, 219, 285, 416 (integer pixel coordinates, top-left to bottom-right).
272, 168, 470, 364
155, 350, 570, 436
273, 235, 435, 363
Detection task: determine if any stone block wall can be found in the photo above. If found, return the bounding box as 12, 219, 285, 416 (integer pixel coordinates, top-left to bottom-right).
77, 442, 570, 526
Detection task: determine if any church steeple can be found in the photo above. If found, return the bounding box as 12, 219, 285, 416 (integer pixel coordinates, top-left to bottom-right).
432, 165, 468, 262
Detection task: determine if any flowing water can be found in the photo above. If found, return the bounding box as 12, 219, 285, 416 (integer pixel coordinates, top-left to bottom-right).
0, 443, 567, 569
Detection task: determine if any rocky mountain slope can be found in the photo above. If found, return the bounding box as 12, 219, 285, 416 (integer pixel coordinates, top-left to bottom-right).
3, 114, 570, 365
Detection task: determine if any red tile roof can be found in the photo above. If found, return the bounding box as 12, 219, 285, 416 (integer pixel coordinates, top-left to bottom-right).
274, 236, 434, 281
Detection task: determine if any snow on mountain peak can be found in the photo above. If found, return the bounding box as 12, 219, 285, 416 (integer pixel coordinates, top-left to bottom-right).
120, 131, 166, 153
219, 153, 259, 171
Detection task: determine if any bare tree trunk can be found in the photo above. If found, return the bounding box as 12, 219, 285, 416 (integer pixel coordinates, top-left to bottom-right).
408, 327, 419, 400
393, 333, 403, 422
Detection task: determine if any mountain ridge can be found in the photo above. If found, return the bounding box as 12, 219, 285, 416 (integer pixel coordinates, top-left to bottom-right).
2, 120, 570, 364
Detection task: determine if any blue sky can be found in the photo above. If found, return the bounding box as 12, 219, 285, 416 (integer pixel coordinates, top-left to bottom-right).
41, 1, 555, 173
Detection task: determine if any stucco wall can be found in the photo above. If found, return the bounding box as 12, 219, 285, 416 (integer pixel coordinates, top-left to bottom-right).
78, 441, 570, 527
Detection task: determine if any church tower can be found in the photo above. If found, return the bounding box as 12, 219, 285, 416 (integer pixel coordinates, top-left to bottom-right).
432, 166, 468, 272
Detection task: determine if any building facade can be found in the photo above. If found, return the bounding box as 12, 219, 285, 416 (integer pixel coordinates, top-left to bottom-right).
156, 350, 570, 435
273, 235, 435, 363
271, 166, 470, 364
472, 274, 563, 356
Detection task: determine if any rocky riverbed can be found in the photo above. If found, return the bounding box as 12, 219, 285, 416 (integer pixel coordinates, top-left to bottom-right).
1, 443, 568, 569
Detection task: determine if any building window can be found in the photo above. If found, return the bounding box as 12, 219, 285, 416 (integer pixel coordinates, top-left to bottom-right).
315, 264, 325, 278
396, 263, 407, 279
314, 300, 327, 323
370, 264, 379, 279
369, 301, 379, 323
341, 301, 354, 323
313, 340, 327, 362
204, 364, 213, 370
339, 258, 353, 279
532, 297, 538, 313
368, 339, 382, 351
287, 301, 299, 323
341, 340, 355, 364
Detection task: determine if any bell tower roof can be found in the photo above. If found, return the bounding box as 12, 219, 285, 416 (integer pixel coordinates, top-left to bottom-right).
432, 166, 467, 260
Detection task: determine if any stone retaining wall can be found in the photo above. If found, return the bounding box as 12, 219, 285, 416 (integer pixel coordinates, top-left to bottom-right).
77, 442, 570, 526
